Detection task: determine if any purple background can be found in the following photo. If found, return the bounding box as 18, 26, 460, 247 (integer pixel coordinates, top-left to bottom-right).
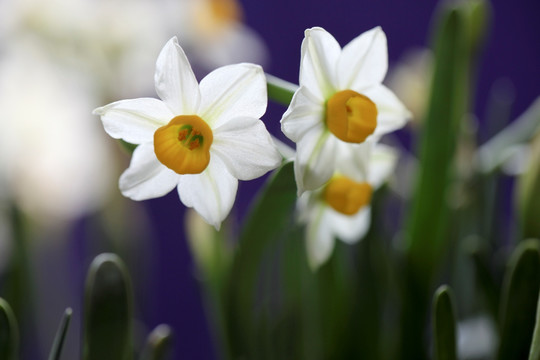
73, 1, 540, 359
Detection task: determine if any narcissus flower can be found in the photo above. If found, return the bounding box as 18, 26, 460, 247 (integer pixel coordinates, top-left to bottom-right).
94, 37, 281, 229
281, 27, 410, 194
297, 143, 397, 269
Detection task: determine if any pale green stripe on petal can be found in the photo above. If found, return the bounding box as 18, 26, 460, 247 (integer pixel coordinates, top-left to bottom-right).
199, 63, 267, 128
300, 27, 341, 101
338, 26, 388, 91
94, 98, 173, 145
295, 127, 335, 194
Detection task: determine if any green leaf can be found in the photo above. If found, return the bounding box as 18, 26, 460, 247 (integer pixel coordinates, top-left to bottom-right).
266, 74, 297, 106
0, 298, 18, 360
529, 290, 540, 360
432, 285, 457, 360
462, 0, 491, 57
518, 130, 540, 239
83, 253, 133, 360
48, 308, 72, 360
225, 161, 297, 358
140, 325, 172, 360
468, 242, 500, 319
400, 2, 478, 358
405, 4, 469, 272
497, 239, 540, 360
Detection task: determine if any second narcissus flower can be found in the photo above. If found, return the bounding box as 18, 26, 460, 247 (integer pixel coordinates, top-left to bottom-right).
281, 27, 410, 194
94, 37, 282, 229
297, 143, 398, 269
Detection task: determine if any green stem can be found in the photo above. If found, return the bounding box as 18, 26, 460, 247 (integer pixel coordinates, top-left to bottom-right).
48, 308, 72, 360
266, 74, 298, 106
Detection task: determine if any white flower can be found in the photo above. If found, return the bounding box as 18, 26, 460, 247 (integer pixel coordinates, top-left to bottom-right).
298, 143, 397, 269
281, 26, 410, 194
174, 0, 269, 70
0, 42, 115, 223
94, 37, 282, 229
385, 48, 433, 125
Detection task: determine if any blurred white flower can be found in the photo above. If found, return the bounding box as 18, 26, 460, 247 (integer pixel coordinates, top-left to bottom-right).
297, 143, 397, 269
281, 27, 410, 194
385, 48, 433, 125
95, 37, 281, 229
0, 44, 116, 223
172, 0, 269, 71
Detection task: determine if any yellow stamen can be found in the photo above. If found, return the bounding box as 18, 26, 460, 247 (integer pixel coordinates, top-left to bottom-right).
323, 176, 372, 215
154, 115, 213, 174
326, 90, 378, 143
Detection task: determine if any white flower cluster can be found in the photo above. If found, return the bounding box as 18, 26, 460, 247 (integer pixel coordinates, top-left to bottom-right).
281, 27, 411, 268
95, 27, 410, 269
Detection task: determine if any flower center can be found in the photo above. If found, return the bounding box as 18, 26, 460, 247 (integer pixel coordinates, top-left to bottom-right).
194, 0, 243, 36
323, 176, 372, 215
154, 115, 213, 174
326, 90, 378, 143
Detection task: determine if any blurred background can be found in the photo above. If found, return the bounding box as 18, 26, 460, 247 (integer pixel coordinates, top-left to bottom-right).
0, 0, 538, 359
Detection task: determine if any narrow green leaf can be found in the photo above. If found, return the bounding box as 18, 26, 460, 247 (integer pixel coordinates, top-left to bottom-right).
432, 285, 457, 360
529, 290, 540, 360
140, 325, 172, 360
226, 162, 297, 358
48, 308, 73, 360
83, 253, 133, 360
0, 298, 18, 360
497, 239, 540, 360
400, 3, 474, 358
405, 4, 468, 271
462, 0, 491, 57
468, 243, 500, 319
266, 74, 297, 106
518, 131, 540, 239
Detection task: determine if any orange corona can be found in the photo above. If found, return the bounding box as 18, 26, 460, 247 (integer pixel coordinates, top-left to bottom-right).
323, 176, 372, 215
154, 115, 213, 174
326, 90, 378, 143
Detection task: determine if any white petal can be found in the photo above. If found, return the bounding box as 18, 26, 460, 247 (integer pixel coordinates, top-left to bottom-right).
281, 85, 324, 143
334, 141, 372, 182
368, 144, 398, 189
272, 135, 296, 161
199, 63, 267, 128
177, 155, 238, 230
212, 117, 281, 180
364, 85, 411, 139
93, 98, 173, 144
305, 203, 336, 270
119, 143, 179, 200
299, 27, 341, 101
155, 37, 200, 114
331, 207, 371, 244
295, 127, 337, 194
338, 27, 388, 90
